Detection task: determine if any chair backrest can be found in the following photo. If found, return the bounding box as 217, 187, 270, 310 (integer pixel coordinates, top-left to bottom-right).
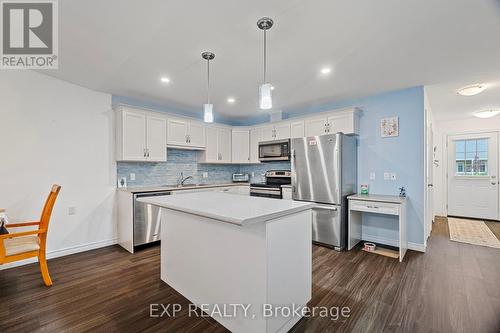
39, 185, 61, 232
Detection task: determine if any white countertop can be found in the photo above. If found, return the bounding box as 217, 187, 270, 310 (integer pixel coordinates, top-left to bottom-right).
347, 193, 407, 204
118, 183, 249, 194
138, 192, 315, 226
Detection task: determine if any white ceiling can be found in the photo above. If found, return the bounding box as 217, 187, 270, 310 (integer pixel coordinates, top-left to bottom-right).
426, 77, 500, 121
42, 0, 500, 119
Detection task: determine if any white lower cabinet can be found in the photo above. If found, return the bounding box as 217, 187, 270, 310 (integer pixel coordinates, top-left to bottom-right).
200, 127, 232, 163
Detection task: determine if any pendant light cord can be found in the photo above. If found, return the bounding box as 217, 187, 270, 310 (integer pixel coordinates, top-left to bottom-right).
263, 29, 267, 83
207, 58, 210, 104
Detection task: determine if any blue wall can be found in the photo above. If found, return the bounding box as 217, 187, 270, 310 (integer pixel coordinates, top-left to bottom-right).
285, 87, 425, 246
114, 86, 425, 246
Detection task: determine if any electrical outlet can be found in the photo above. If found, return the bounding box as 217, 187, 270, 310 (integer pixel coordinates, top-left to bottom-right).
202, 172, 208, 178
68, 206, 76, 215
390, 173, 397, 180
383, 172, 390, 180
369, 172, 376, 180
130, 173, 136, 181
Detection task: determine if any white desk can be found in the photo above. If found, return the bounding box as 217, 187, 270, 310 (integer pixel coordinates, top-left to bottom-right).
347, 194, 407, 262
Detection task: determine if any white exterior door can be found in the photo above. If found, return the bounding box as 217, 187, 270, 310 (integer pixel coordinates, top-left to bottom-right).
122, 111, 146, 161
146, 115, 167, 162
447, 132, 498, 220
232, 130, 250, 163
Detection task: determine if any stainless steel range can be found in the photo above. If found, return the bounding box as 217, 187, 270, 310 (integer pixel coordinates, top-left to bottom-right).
250, 170, 291, 199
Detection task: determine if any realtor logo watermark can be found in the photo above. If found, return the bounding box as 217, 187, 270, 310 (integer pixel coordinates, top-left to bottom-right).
1, 0, 58, 69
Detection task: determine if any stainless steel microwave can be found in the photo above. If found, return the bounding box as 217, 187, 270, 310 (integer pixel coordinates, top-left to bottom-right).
258, 139, 290, 162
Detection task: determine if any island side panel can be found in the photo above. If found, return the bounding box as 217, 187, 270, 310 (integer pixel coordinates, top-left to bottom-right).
160, 208, 268, 333
265, 210, 312, 333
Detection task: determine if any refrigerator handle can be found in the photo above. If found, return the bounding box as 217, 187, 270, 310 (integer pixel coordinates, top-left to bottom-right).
314, 205, 338, 211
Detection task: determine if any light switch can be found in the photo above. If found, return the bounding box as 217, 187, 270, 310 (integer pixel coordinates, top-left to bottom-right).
130, 173, 136, 181
68, 206, 76, 215
202, 172, 208, 178
390, 173, 397, 180
383, 172, 390, 180
369, 172, 376, 180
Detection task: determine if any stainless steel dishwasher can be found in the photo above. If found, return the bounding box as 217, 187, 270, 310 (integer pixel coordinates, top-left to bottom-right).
133, 191, 171, 247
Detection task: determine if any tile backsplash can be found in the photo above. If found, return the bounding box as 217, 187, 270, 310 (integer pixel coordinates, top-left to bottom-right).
117, 148, 290, 187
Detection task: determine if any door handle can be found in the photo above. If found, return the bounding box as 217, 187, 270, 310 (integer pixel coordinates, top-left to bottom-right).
427, 184, 433, 187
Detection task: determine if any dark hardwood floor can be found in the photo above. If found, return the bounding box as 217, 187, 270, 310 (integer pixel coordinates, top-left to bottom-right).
1, 218, 499, 333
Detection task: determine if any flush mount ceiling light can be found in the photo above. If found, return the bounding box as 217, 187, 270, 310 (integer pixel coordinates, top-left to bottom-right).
320, 67, 332, 75
257, 17, 274, 110
160, 76, 170, 83
227, 97, 236, 104
473, 109, 500, 118
457, 84, 486, 96
202, 51, 215, 123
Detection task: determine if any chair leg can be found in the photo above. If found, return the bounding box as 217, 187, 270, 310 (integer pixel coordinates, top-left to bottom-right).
39, 253, 52, 287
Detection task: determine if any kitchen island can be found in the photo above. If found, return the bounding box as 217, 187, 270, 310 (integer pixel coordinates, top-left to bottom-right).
139, 192, 315, 333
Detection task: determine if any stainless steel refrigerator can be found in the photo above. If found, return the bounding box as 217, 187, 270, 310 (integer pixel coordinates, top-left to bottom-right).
291, 133, 357, 250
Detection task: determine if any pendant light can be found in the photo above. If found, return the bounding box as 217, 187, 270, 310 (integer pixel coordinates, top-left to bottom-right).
202, 51, 215, 123
257, 17, 274, 110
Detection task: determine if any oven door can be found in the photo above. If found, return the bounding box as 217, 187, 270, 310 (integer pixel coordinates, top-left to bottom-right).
259, 139, 290, 162
250, 187, 282, 199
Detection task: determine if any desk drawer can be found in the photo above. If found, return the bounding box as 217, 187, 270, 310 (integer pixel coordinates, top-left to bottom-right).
349, 200, 399, 215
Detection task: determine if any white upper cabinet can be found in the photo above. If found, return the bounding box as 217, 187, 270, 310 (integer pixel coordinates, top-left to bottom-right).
232, 129, 250, 163
116, 107, 167, 162
146, 115, 168, 162
188, 121, 206, 148
218, 128, 232, 163
167, 119, 206, 149
304, 109, 359, 137
261, 122, 291, 141
290, 120, 305, 138
200, 126, 231, 163
305, 117, 328, 137
249, 128, 262, 163
167, 119, 188, 146
121, 111, 147, 161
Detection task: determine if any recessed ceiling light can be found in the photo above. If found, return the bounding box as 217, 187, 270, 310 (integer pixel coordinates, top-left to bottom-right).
320, 67, 332, 75
457, 84, 486, 96
160, 77, 170, 83
227, 97, 236, 104
474, 109, 500, 118
270, 85, 275, 90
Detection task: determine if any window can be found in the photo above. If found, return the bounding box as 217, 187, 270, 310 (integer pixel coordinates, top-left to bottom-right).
455, 138, 488, 176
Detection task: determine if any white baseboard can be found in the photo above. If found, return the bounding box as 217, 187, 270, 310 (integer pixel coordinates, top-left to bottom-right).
362, 235, 426, 253
0, 238, 118, 270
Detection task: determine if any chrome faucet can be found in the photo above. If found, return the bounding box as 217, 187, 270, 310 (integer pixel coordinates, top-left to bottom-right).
178, 172, 193, 186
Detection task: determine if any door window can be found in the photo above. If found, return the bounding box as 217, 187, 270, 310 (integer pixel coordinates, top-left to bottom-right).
455, 138, 488, 176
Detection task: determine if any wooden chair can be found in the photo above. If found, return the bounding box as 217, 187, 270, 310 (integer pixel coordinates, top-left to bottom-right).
0, 185, 61, 287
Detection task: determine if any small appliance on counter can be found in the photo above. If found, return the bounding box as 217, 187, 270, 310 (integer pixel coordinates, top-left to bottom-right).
232, 173, 249, 183
250, 170, 291, 199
